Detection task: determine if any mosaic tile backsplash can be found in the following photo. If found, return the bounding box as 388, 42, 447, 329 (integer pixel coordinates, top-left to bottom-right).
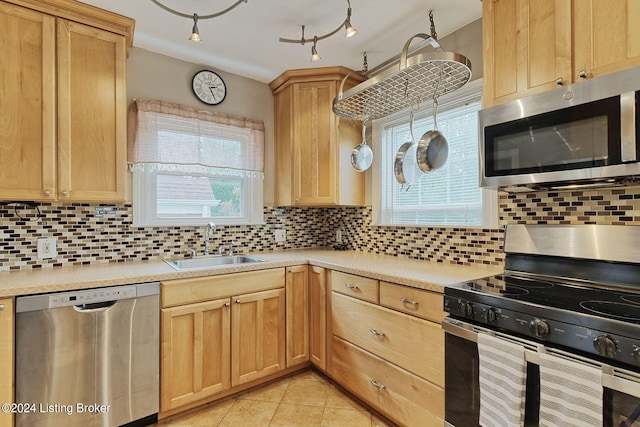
3, 185, 640, 271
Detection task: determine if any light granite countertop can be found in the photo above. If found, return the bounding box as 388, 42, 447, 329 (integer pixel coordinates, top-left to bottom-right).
0, 249, 502, 297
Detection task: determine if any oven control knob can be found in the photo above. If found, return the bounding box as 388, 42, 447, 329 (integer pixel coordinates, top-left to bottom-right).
460, 302, 475, 318
593, 335, 618, 357
529, 318, 550, 337
632, 346, 640, 362
486, 308, 498, 323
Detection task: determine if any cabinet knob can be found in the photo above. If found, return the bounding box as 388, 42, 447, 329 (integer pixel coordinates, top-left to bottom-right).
556, 77, 564, 86
224, 302, 230, 307
235, 299, 241, 304
0, 304, 4, 311
61, 191, 68, 197
578, 70, 588, 79
44, 190, 51, 196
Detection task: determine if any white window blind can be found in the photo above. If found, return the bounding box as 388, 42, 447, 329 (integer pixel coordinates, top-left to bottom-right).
127, 99, 264, 226
375, 79, 497, 227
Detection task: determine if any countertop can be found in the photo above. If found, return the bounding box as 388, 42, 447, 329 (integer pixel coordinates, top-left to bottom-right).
0, 249, 502, 297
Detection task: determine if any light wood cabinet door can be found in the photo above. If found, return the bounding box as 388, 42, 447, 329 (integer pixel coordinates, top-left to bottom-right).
0, 3, 56, 201
270, 67, 365, 206
482, 0, 572, 107
0, 298, 14, 427
161, 298, 231, 412
232, 288, 286, 386
309, 266, 327, 370
286, 265, 309, 366
573, 0, 640, 80
57, 19, 127, 202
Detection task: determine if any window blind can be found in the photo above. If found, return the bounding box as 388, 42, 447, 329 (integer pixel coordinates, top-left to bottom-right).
127, 99, 264, 178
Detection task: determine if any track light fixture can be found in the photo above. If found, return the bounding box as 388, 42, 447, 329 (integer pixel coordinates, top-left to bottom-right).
279, 0, 357, 62
150, 0, 248, 43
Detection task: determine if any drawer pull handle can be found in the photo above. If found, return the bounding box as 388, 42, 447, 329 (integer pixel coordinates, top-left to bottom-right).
400, 297, 419, 307
369, 328, 385, 337
0, 304, 4, 311
370, 379, 385, 389
344, 283, 359, 290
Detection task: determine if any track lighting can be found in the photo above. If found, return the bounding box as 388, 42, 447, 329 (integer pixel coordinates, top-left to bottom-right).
279, 0, 357, 62
151, 0, 247, 43
188, 13, 202, 43
311, 37, 321, 62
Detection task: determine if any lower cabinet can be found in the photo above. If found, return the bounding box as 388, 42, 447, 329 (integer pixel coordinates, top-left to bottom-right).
161, 298, 231, 410
160, 268, 286, 414
285, 265, 309, 367
309, 266, 327, 370
0, 298, 14, 427
327, 271, 446, 426
232, 288, 286, 386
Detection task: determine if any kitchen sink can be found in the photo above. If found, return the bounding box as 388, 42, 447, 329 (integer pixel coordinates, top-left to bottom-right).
164, 255, 267, 270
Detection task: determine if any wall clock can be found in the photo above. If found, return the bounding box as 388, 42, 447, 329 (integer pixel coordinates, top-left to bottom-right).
192, 70, 227, 105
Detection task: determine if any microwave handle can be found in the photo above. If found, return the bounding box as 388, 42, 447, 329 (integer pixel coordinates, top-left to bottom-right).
621, 91, 636, 162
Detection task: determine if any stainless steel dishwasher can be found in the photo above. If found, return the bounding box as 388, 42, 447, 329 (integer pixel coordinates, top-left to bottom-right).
15, 282, 159, 427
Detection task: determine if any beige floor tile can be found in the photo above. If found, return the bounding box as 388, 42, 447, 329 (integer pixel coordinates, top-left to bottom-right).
160, 398, 236, 426
269, 403, 325, 427
280, 378, 331, 407
238, 379, 290, 403
321, 407, 372, 427
218, 399, 279, 427
290, 370, 325, 382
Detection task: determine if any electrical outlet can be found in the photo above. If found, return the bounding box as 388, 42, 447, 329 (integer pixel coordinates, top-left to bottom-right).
37, 237, 57, 259
274, 229, 286, 242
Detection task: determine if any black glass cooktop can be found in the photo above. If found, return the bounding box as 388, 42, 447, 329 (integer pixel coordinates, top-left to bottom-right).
451, 274, 640, 324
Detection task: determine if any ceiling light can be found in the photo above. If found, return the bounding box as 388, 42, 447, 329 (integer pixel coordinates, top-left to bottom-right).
189, 14, 202, 43
279, 0, 357, 62
311, 37, 321, 62
151, 0, 247, 43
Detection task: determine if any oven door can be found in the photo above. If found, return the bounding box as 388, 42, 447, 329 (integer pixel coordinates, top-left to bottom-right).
443, 317, 640, 427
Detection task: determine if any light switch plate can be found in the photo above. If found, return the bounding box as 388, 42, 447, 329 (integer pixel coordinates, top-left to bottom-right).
274, 230, 286, 242
37, 237, 57, 259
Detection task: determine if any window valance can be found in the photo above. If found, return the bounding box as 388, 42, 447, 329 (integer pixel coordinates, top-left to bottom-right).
127, 99, 264, 177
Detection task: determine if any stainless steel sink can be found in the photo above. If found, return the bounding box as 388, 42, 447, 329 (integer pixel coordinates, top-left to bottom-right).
164, 255, 266, 271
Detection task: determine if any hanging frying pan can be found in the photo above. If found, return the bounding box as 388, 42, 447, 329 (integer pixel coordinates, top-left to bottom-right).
417, 97, 448, 172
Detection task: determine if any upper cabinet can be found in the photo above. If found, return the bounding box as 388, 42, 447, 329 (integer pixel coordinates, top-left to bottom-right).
269, 67, 366, 206
482, 0, 640, 107
0, 0, 133, 202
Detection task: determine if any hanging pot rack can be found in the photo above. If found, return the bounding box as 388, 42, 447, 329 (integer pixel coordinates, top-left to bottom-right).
332, 11, 472, 121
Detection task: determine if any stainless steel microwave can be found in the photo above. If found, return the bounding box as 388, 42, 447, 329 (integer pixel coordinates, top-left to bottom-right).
479, 66, 640, 191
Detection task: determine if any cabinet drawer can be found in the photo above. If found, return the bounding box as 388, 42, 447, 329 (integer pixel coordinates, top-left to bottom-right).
330, 271, 378, 303
162, 268, 285, 308
331, 292, 444, 387
379, 282, 446, 323
330, 336, 444, 427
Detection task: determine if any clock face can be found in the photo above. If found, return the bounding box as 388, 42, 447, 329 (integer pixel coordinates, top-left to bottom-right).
192, 70, 227, 105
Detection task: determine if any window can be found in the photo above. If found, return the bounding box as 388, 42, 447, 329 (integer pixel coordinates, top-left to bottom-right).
128, 99, 264, 226
372, 79, 497, 227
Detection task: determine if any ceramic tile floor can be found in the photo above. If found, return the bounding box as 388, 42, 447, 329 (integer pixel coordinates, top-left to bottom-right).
158, 370, 393, 427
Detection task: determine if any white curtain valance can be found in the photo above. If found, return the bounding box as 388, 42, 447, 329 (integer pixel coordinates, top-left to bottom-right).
127, 99, 265, 176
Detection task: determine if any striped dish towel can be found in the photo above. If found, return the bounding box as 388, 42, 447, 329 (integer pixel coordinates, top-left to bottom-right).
539, 352, 603, 427
477, 333, 527, 427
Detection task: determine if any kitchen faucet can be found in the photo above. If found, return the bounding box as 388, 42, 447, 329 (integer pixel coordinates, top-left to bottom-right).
217, 243, 234, 256
204, 222, 217, 255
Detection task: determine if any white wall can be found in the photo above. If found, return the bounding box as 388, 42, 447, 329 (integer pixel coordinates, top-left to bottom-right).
126, 47, 276, 204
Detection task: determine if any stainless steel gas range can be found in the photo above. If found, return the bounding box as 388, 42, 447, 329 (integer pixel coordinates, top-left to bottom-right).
443, 224, 640, 427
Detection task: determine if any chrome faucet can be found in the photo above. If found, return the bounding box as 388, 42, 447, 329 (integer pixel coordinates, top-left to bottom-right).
217, 243, 234, 256
204, 222, 217, 255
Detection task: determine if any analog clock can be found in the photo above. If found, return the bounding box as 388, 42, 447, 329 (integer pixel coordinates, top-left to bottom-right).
192, 70, 227, 105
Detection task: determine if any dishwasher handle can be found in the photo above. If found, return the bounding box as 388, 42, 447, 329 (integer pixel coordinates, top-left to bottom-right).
73, 300, 117, 312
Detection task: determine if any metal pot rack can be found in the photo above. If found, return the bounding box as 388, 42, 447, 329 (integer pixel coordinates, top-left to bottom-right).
332, 12, 472, 122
